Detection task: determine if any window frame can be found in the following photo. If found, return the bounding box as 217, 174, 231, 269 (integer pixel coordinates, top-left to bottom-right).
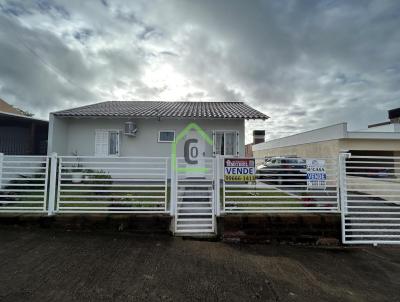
107, 130, 120, 157
223, 131, 236, 156
158, 130, 176, 143
213, 130, 239, 157
95, 129, 120, 157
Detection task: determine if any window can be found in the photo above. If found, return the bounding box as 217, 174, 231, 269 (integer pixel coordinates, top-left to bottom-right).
108, 131, 119, 155
215, 132, 224, 155
95, 130, 120, 156
213, 131, 239, 156
225, 132, 235, 155
158, 130, 175, 143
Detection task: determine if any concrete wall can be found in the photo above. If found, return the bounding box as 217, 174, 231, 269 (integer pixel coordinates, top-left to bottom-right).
48, 116, 245, 157
253, 123, 346, 152
340, 138, 400, 151
364, 123, 400, 132
253, 138, 400, 159
253, 139, 341, 159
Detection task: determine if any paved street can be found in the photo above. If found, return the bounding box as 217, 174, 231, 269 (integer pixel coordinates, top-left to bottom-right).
0, 226, 399, 302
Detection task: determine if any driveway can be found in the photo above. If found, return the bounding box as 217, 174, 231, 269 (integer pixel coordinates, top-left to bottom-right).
0, 227, 399, 302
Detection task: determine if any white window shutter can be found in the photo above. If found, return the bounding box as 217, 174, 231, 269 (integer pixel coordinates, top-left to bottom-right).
236, 131, 239, 156
95, 130, 108, 157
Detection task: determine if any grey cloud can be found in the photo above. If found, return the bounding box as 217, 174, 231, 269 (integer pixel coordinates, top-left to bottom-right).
0, 0, 399, 143
159, 51, 179, 57
36, 0, 70, 19
0, 14, 96, 116
0, 1, 31, 16
73, 28, 94, 44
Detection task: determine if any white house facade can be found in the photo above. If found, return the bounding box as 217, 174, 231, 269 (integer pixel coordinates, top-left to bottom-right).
48, 101, 269, 158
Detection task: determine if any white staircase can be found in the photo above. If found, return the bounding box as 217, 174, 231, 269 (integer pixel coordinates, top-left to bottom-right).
174, 179, 215, 235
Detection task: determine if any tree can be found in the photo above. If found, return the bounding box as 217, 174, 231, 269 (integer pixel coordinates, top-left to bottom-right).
13, 106, 34, 117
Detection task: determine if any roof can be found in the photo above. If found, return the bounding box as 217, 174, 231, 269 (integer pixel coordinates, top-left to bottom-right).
0, 110, 48, 124
0, 98, 25, 115
53, 101, 269, 120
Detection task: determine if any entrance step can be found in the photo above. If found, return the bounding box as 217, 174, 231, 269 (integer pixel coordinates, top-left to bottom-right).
174, 180, 215, 235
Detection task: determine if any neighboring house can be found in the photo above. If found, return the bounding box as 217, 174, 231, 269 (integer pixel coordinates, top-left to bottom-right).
252, 108, 400, 159
0, 98, 26, 115
0, 100, 48, 155
48, 101, 268, 158
245, 130, 265, 157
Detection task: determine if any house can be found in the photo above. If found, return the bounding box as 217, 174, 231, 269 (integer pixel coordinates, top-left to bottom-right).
245, 130, 265, 157
0, 98, 27, 115
48, 101, 269, 158
0, 99, 48, 155
252, 108, 400, 159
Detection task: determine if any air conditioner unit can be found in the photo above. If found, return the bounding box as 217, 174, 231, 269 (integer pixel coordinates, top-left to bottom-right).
124, 121, 137, 136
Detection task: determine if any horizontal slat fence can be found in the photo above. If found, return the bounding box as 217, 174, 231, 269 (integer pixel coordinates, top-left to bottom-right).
0, 155, 49, 213
2, 153, 399, 245
223, 157, 339, 213
57, 156, 169, 214
342, 155, 400, 244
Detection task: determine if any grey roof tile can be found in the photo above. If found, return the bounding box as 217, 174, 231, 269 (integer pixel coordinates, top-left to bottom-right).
53, 101, 269, 119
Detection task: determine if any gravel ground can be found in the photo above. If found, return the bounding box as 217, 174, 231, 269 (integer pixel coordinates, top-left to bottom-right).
0, 226, 399, 302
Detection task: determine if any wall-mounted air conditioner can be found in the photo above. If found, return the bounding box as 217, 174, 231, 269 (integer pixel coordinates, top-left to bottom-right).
124, 121, 137, 136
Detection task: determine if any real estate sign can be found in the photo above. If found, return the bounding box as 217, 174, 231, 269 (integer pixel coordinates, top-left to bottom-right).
306, 159, 326, 190
224, 158, 256, 182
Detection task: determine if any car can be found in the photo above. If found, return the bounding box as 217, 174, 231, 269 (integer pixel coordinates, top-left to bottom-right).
257, 156, 307, 185
347, 167, 392, 178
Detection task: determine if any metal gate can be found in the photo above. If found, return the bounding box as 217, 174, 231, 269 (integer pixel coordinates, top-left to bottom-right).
341, 154, 400, 245
173, 157, 216, 235
222, 156, 340, 213
0, 155, 49, 213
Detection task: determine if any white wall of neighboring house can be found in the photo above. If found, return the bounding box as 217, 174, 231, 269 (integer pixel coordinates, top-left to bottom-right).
48, 115, 245, 157
364, 123, 400, 132
252, 122, 400, 159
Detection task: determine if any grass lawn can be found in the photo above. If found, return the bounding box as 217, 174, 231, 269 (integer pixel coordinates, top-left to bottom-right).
59, 184, 169, 210
222, 185, 309, 209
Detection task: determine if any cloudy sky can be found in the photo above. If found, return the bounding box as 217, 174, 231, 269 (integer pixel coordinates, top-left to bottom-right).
0, 0, 399, 142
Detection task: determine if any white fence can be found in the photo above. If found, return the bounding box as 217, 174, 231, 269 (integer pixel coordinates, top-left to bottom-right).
342, 154, 400, 244
57, 156, 169, 214
222, 157, 339, 213
1, 153, 400, 245
0, 155, 49, 213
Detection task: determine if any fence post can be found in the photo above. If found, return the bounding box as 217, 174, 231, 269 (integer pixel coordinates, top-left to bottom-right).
170, 158, 176, 216
339, 152, 351, 244
47, 152, 58, 216
338, 152, 350, 213
215, 155, 221, 217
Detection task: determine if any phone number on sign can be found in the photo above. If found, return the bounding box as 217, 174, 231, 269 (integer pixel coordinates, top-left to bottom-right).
224, 175, 256, 182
